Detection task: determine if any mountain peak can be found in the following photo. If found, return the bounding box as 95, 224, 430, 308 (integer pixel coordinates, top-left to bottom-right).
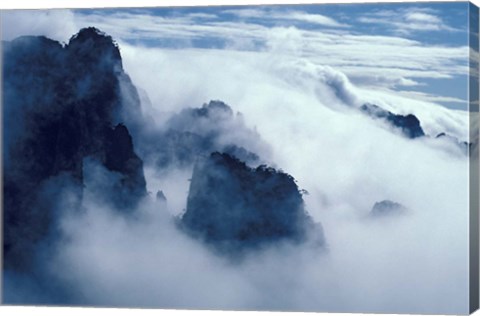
69, 27, 115, 45
181, 152, 324, 255
67, 27, 122, 70
3, 28, 145, 269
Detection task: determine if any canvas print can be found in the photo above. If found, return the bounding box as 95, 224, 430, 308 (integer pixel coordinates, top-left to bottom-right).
1, 1, 479, 314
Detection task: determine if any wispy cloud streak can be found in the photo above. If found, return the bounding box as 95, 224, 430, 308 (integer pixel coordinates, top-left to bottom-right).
357, 7, 462, 35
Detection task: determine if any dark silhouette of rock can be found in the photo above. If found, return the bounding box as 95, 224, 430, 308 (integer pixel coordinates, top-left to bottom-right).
436, 133, 470, 154
181, 152, 324, 255
370, 200, 408, 217
156, 190, 167, 202
360, 103, 425, 139
103, 124, 147, 209
222, 144, 260, 163
187, 99, 234, 119
140, 100, 265, 169
2, 27, 146, 270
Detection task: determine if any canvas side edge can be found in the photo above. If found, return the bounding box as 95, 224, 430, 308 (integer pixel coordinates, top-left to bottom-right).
469, 1, 480, 314
0, 9, 5, 306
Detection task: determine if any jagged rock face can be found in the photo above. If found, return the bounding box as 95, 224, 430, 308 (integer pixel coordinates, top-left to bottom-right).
156, 190, 167, 202
360, 103, 425, 139
370, 200, 408, 217
103, 124, 147, 209
181, 152, 324, 255
141, 100, 263, 169
2, 28, 146, 270
436, 133, 470, 154
67, 27, 122, 73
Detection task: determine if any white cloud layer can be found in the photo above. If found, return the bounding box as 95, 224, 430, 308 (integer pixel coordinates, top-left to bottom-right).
222, 8, 350, 28
1, 7, 469, 108
357, 7, 461, 35
0, 9, 77, 43
77, 10, 470, 108
44, 41, 469, 313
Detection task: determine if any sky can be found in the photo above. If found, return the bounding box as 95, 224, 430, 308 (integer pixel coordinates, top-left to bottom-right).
0, 2, 472, 110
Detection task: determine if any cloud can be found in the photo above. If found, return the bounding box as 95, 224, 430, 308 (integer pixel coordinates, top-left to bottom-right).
393, 90, 467, 105
286, 11, 348, 28
186, 12, 218, 20
0, 9, 77, 43
72, 9, 468, 108
222, 8, 349, 28
72, 10, 270, 45
357, 7, 461, 35
115, 39, 469, 141
1, 6, 469, 109
35, 41, 469, 314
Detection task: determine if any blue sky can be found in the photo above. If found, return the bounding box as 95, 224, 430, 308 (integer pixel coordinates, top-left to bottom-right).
73, 2, 471, 110
74, 2, 469, 46
1, 2, 473, 109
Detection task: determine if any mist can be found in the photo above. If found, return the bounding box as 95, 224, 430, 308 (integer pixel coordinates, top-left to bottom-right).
39, 42, 470, 314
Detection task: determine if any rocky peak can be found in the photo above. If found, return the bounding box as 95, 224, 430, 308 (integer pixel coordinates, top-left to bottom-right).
194, 100, 234, 118
360, 103, 425, 139
2, 28, 146, 269
370, 200, 408, 217
181, 152, 324, 255
67, 27, 122, 72
142, 100, 265, 169
5, 35, 64, 58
